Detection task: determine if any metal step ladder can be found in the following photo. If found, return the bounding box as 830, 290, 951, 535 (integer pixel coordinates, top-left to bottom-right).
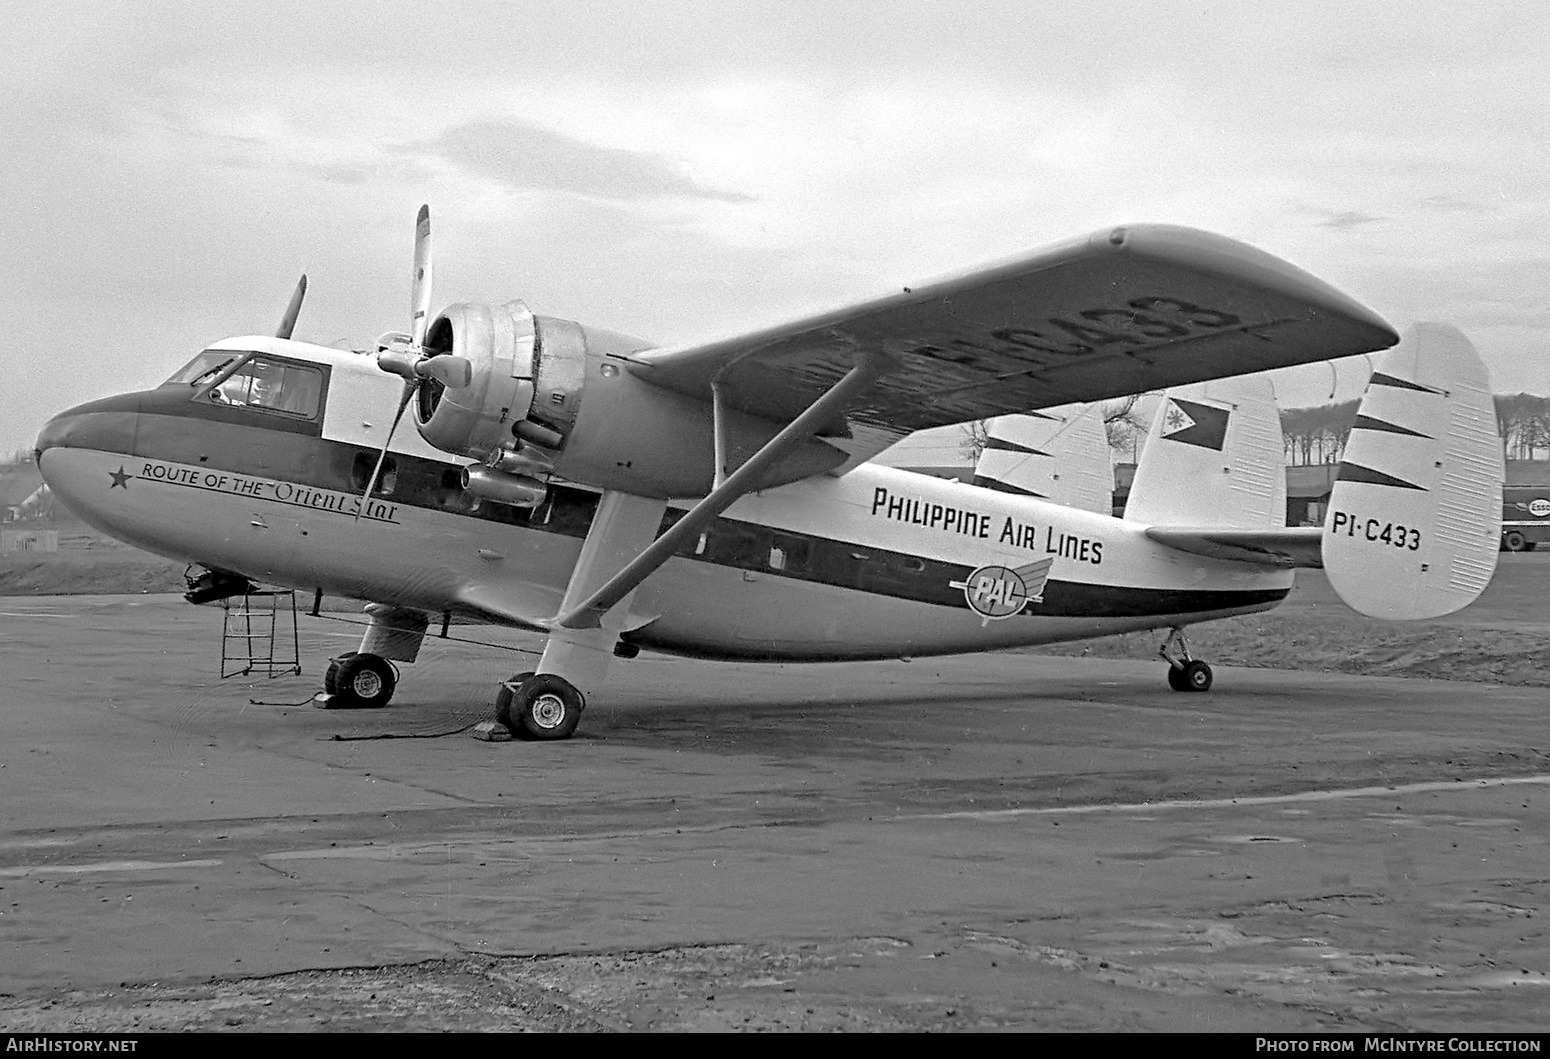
220, 588, 301, 679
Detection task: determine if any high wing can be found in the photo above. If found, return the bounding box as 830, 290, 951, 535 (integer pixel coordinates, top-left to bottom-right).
625, 224, 1398, 467
553, 225, 1397, 628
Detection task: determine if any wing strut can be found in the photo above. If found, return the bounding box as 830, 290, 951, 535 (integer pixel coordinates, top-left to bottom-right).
555, 352, 885, 630
711, 374, 734, 489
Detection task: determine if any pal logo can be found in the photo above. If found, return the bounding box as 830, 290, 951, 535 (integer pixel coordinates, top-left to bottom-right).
950, 558, 1055, 626
1529, 498, 1550, 518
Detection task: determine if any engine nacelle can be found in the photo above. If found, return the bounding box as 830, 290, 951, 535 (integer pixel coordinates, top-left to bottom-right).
408, 299, 852, 500
413, 300, 571, 462
462, 465, 547, 508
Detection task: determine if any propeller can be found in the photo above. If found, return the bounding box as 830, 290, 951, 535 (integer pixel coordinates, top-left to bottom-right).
275, 275, 307, 339
356, 205, 472, 519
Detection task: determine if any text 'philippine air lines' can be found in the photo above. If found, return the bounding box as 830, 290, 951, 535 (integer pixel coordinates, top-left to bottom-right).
868, 486, 1102, 565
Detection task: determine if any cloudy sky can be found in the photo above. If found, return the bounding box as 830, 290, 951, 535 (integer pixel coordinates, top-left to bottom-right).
3, 0, 1546, 458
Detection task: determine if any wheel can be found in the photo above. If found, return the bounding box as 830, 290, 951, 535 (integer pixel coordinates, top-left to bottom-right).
1180, 659, 1213, 693
1503, 530, 1528, 552
330, 652, 396, 708
1166, 664, 1189, 692
323, 651, 358, 696
496, 673, 584, 740
492, 671, 536, 731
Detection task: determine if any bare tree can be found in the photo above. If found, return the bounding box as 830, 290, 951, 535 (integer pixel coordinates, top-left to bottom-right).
959, 419, 992, 463
1495, 394, 1550, 460
1102, 396, 1148, 462
1281, 400, 1358, 465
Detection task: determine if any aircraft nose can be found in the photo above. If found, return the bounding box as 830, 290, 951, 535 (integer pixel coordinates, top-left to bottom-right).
33, 394, 143, 488
34, 412, 74, 463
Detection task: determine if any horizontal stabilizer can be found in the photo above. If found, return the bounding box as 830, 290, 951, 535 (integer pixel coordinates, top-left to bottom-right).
1322, 323, 1503, 620
1145, 526, 1324, 568
972, 404, 1114, 513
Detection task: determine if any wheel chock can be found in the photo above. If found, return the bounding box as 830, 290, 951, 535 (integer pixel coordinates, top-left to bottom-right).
470, 720, 513, 742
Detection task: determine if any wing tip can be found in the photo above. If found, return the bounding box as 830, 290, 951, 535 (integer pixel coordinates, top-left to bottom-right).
1095, 223, 1399, 352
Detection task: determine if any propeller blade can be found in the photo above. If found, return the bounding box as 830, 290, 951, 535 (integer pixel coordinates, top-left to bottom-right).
410, 204, 432, 348
356, 380, 416, 521
418, 354, 472, 389
275, 274, 307, 340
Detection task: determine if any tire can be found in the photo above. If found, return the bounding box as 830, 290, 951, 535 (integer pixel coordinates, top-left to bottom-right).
492, 672, 536, 732
497, 673, 584, 740
1503, 531, 1528, 552
1166, 665, 1190, 692
323, 651, 358, 696
330, 652, 396, 708
1180, 659, 1213, 693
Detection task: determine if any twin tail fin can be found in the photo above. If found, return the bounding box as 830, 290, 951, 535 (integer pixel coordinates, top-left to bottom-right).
1321, 323, 1503, 619
972, 404, 1114, 514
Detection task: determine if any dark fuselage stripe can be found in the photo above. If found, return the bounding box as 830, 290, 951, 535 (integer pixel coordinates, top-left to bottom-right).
121, 399, 1287, 619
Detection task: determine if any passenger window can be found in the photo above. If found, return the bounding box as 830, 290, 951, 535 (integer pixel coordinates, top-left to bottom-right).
350, 452, 397, 496
707, 523, 766, 567
769, 534, 811, 573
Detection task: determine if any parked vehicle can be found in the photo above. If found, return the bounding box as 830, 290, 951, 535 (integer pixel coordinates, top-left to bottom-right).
1501, 486, 1550, 551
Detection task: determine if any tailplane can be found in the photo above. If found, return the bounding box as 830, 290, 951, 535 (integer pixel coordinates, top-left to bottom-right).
1125, 375, 1285, 529
972, 404, 1114, 514
1322, 323, 1503, 619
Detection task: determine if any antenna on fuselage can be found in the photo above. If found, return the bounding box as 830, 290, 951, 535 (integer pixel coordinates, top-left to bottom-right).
275, 275, 307, 340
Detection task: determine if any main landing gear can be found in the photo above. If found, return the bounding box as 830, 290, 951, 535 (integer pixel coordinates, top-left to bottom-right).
315, 604, 427, 710
1159, 626, 1213, 693
495, 672, 584, 741
323, 651, 397, 708
479, 492, 668, 743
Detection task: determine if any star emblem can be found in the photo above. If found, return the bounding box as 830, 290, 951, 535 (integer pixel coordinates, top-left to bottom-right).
108, 466, 132, 489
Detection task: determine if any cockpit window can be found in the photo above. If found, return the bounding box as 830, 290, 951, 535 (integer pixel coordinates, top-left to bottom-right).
206, 357, 325, 419
167, 350, 241, 387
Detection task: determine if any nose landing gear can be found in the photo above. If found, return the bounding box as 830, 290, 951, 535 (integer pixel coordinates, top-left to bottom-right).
1159, 627, 1213, 693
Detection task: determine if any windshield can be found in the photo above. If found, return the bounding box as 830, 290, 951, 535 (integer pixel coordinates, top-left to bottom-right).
166, 350, 242, 387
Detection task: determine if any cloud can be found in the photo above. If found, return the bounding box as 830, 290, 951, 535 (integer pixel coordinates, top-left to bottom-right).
404, 120, 753, 204
1317, 210, 1387, 230
1421, 194, 1494, 215
1289, 203, 1387, 230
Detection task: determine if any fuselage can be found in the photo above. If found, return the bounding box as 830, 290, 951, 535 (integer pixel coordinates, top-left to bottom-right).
34, 337, 1292, 662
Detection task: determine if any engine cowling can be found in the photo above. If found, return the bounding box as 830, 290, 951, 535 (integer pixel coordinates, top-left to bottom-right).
410, 300, 591, 506
415, 300, 551, 459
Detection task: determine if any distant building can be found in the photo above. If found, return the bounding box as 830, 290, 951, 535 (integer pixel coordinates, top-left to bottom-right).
1, 529, 58, 554
1286, 465, 1339, 527
0, 464, 44, 522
